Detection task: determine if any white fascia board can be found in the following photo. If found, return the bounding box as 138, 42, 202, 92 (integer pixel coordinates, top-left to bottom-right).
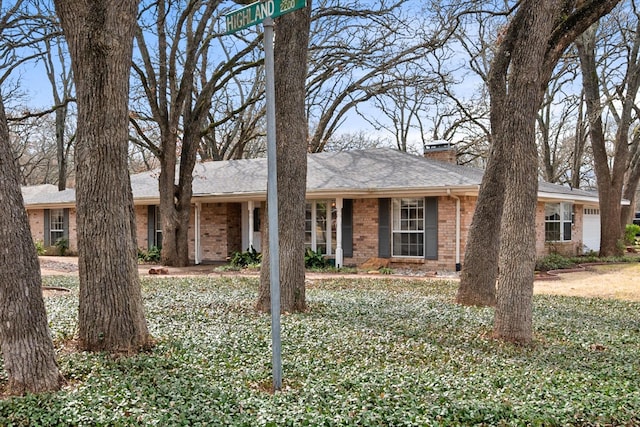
133, 197, 161, 205
306, 185, 481, 199
24, 202, 77, 209
536, 191, 623, 205
190, 192, 266, 203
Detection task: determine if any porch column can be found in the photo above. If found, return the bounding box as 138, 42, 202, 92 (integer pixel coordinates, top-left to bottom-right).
335, 197, 343, 267
248, 200, 255, 250
195, 202, 202, 265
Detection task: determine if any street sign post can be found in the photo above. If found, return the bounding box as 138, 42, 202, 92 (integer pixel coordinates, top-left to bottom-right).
225, 0, 307, 392
226, 0, 306, 34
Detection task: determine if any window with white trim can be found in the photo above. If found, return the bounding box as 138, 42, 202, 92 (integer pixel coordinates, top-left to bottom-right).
49, 208, 65, 244
305, 200, 336, 255
545, 202, 573, 242
392, 198, 424, 257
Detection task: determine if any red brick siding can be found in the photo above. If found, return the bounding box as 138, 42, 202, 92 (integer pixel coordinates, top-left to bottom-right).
188, 202, 242, 261
134, 205, 150, 250
346, 198, 379, 265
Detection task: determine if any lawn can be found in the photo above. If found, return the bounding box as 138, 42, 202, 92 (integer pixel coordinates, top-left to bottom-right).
1, 276, 639, 426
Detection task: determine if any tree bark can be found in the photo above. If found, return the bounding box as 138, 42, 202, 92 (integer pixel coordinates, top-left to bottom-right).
131, 1, 239, 267
54, 0, 151, 352
576, 18, 640, 256
490, 2, 555, 343
0, 96, 64, 395
257, 4, 311, 313
460, 0, 620, 342
456, 140, 502, 307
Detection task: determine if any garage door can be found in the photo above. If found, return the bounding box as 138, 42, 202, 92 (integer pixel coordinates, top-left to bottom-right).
583, 208, 600, 253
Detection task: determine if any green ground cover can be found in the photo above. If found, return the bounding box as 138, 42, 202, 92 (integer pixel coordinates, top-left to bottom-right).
1, 276, 639, 426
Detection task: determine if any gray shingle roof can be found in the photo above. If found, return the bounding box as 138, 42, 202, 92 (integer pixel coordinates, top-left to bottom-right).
21, 184, 76, 206
22, 148, 600, 205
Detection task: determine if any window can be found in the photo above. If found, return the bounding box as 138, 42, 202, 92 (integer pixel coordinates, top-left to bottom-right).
153, 206, 162, 248
392, 198, 424, 257
545, 202, 573, 242
49, 209, 65, 244
305, 200, 336, 255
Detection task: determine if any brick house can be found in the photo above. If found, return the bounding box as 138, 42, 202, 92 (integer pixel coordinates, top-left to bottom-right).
23, 147, 604, 270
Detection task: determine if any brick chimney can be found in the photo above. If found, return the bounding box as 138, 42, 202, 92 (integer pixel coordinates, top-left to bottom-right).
423, 141, 457, 164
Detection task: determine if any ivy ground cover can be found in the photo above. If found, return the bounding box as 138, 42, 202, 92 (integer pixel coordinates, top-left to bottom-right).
1, 276, 639, 426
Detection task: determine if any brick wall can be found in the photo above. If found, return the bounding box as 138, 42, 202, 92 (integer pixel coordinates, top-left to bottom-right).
423, 148, 457, 164
27, 196, 589, 268
226, 203, 242, 255
188, 202, 242, 261
347, 198, 379, 265
67, 209, 78, 252
134, 205, 149, 250
28, 209, 45, 245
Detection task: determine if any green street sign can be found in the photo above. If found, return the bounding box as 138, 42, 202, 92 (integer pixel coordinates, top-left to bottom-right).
225, 0, 306, 34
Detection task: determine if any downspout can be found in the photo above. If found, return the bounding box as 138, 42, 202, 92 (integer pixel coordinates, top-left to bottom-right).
447, 189, 461, 272
195, 202, 202, 265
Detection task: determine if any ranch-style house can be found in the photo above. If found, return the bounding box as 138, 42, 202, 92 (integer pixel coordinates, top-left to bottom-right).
22, 146, 604, 271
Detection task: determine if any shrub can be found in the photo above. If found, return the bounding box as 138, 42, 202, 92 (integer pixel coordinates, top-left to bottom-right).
34, 240, 46, 256
54, 237, 69, 256
138, 246, 161, 263
624, 224, 640, 245
229, 246, 261, 267
304, 248, 328, 269
535, 253, 575, 271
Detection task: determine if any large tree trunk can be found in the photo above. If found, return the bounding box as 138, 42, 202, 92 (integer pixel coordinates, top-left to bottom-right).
576, 19, 639, 256
0, 96, 64, 395
55, 106, 68, 190
456, 141, 503, 307
576, 25, 623, 256
157, 117, 189, 268
621, 154, 640, 226
490, 2, 555, 343
54, 0, 151, 352
462, 0, 620, 343
571, 92, 588, 190
257, 4, 311, 313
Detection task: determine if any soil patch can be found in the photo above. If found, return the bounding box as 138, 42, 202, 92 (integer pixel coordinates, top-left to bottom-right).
534, 263, 640, 301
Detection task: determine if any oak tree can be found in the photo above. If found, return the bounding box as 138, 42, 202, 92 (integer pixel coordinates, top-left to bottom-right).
54, 0, 151, 352
576, 6, 640, 256
459, 0, 619, 343
0, 0, 63, 394
256, 2, 312, 313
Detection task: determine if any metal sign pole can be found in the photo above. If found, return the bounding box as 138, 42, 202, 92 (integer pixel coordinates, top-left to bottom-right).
263, 16, 282, 391
225, 0, 307, 393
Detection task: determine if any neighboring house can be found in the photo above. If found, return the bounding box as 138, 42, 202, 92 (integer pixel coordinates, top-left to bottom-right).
22, 147, 605, 270
23, 184, 77, 253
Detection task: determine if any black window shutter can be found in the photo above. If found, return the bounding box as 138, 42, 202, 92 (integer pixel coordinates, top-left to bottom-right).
147, 205, 156, 249
63, 208, 70, 240
425, 197, 438, 260
378, 198, 391, 258
44, 209, 50, 246
342, 199, 353, 258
